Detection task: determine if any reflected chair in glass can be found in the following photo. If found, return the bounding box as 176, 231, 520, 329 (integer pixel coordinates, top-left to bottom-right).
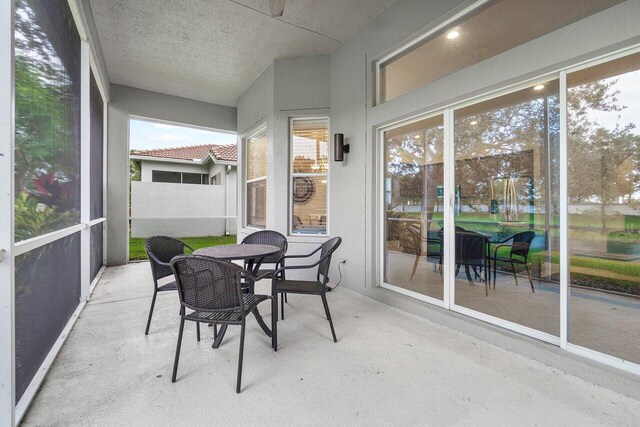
490, 231, 536, 292
169, 255, 270, 393
144, 236, 194, 335
269, 237, 342, 351
241, 230, 288, 318
404, 224, 443, 280
455, 229, 490, 296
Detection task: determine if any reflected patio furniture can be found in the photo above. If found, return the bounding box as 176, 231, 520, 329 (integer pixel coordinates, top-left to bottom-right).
455, 229, 490, 296
270, 237, 342, 351
169, 255, 270, 393
404, 224, 443, 280
242, 230, 288, 319
490, 231, 536, 292
144, 236, 194, 336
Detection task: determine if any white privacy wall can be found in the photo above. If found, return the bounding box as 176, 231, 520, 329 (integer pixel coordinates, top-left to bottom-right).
131, 182, 228, 237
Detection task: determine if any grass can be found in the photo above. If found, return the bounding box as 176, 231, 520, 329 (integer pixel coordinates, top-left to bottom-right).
129, 235, 237, 261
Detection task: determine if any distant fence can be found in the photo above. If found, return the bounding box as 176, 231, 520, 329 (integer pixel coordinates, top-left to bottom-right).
130, 182, 237, 238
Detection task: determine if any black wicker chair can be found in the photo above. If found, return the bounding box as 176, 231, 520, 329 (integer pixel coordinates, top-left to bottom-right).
490, 231, 537, 292
404, 224, 443, 279
242, 230, 289, 319
145, 236, 194, 335
455, 229, 490, 296
270, 237, 342, 351
169, 255, 270, 393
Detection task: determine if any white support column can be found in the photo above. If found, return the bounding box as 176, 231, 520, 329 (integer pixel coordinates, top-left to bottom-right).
0, 0, 16, 425
559, 71, 569, 349
80, 40, 91, 301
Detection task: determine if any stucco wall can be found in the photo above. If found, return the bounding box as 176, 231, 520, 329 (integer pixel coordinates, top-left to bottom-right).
107, 85, 237, 264
130, 181, 228, 238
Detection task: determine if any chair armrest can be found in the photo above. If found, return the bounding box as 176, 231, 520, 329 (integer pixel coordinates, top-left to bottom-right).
184, 243, 195, 253
493, 243, 512, 258
280, 245, 323, 260
146, 251, 171, 267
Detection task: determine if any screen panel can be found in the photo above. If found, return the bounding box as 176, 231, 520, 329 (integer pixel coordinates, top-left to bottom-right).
90, 72, 104, 220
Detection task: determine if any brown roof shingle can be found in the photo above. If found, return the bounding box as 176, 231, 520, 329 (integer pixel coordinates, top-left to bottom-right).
131, 144, 237, 162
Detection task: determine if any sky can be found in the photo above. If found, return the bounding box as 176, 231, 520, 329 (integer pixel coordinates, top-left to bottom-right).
129, 118, 237, 151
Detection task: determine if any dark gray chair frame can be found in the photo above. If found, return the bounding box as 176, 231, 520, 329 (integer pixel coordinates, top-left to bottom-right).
170, 255, 270, 393
145, 236, 194, 335
490, 231, 537, 292
405, 224, 443, 279
241, 230, 289, 319
455, 229, 490, 296
269, 237, 342, 351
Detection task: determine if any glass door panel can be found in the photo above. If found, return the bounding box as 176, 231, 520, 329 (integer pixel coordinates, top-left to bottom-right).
453, 81, 561, 336
567, 53, 640, 364
383, 114, 445, 301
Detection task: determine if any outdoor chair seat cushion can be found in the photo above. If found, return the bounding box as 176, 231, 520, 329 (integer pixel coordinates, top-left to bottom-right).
275, 279, 325, 294
157, 281, 178, 291
184, 294, 269, 323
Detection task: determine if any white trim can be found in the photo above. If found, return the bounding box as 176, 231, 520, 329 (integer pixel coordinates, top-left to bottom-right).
15, 300, 87, 424
102, 99, 108, 267
559, 70, 569, 350
380, 282, 446, 308
288, 116, 330, 237
89, 265, 106, 296
443, 108, 455, 309
80, 40, 91, 303
566, 343, 640, 377
14, 224, 85, 257
130, 155, 207, 165
130, 216, 238, 220
246, 176, 267, 184
0, 0, 15, 423
452, 305, 561, 346
89, 217, 106, 227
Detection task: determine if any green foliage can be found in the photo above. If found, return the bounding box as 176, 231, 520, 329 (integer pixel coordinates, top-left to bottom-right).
14, 192, 76, 241
129, 235, 237, 261
130, 160, 141, 182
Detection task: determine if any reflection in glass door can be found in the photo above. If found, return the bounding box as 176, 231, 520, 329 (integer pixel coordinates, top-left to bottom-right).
567, 53, 640, 364
453, 82, 561, 338
382, 115, 445, 302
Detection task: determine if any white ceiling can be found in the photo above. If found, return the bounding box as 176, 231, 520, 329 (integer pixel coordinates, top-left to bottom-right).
90, 0, 396, 107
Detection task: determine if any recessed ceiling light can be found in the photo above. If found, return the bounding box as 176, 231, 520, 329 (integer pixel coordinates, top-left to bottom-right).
470, 120, 478, 125
534, 84, 545, 91
446, 30, 460, 40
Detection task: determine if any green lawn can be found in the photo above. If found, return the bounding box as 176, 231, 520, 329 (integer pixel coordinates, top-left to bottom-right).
129, 235, 237, 261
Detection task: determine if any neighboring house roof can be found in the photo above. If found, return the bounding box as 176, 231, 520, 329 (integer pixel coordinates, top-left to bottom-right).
131, 144, 237, 164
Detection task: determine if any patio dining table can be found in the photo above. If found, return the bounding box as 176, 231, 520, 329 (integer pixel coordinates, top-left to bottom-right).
193, 243, 280, 348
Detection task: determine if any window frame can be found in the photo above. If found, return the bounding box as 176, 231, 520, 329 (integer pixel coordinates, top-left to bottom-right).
288, 116, 330, 236
244, 126, 267, 229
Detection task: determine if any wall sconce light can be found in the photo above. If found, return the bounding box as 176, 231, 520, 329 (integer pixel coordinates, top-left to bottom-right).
334, 133, 349, 162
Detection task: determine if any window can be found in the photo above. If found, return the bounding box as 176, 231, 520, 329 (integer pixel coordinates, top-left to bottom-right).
376, 0, 622, 104
151, 170, 208, 184
246, 129, 267, 228
290, 118, 329, 235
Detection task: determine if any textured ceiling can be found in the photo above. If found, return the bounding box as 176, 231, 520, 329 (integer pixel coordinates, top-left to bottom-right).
90, 0, 396, 106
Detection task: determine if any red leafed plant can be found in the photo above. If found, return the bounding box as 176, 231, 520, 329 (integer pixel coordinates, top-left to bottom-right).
27, 171, 75, 210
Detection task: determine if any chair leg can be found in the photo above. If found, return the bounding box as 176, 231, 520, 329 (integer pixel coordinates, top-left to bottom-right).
171, 317, 185, 383
196, 322, 201, 342
145, 290, 158, 335
464, 266, 474, 286
281, 295, 285, 320
410, 255, 420, 280
525, 263, 535, 293
284, 293, 288, 303
214, 324, 218, 337
492, 259, 497, 289
321, 293, 337, 343
236, 322, 246, 393
510, 261, 519, 286
272, 294, 278, 351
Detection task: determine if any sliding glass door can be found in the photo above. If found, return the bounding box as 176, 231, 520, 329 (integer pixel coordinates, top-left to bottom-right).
453, 81, 561, 338
382, 114, 445, 303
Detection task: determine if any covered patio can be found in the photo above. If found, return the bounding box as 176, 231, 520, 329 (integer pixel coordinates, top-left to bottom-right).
3, 0, 640, 425
21, 262, 640, 425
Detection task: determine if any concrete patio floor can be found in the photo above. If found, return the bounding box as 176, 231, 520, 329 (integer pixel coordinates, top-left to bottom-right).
23, 262, 640, 426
